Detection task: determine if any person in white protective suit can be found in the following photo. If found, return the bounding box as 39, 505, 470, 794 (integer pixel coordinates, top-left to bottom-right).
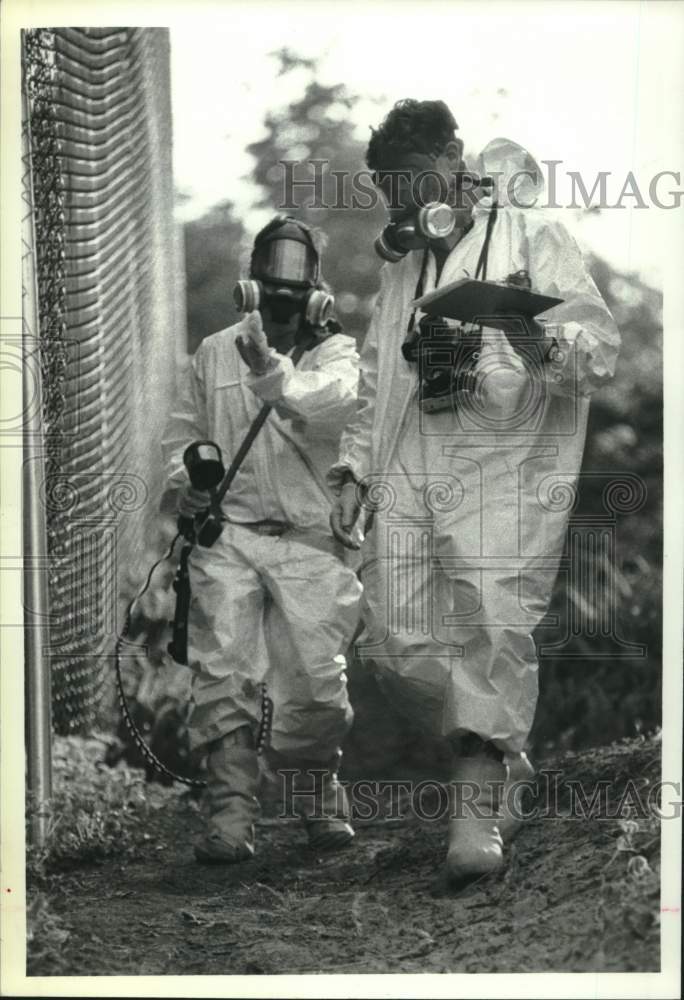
329, 100, 620, 883
161, 216, 362, 863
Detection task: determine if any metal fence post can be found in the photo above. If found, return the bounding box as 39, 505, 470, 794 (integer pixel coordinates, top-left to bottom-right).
23, 359, 53, 850
22, 73, 53, 849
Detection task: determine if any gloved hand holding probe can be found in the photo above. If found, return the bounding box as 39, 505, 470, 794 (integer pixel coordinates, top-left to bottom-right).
177, 484, 212, 518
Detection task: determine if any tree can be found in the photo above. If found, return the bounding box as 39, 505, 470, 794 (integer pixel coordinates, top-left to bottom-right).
245, 50, 386, 344
183, 200, 247, 353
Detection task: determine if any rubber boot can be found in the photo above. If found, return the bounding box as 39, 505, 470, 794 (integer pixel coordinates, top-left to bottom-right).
288, 750, 355, 852
194, 725, 260, 864
446, 755, 506, 883
499, 751, 535, 842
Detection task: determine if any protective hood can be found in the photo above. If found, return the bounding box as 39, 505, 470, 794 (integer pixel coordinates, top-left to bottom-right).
474, 138, 545, 209
250, 217, 320, 288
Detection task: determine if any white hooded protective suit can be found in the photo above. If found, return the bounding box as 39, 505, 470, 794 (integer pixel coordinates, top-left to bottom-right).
161, 320, 362, 756
329, 139, 621, 754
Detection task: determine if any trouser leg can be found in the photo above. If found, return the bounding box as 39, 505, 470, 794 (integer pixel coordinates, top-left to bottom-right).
359, 532, 539, 874
261, 537, 361, 849
185, 531, 266, 862
186, 533, 267, 750
263, 539, 361, 762
357, 545, 540, 754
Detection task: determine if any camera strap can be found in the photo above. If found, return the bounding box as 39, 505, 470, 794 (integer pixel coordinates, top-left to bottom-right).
405, 248, 431, 338
463, 203, 500, 367
405, 202, 498, 341
474, 202, 498, 281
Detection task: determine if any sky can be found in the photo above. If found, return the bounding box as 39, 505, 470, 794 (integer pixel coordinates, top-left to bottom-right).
169, 1, 680, 286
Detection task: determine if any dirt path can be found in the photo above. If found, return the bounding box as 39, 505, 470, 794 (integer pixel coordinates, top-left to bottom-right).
30, 737, 661, 976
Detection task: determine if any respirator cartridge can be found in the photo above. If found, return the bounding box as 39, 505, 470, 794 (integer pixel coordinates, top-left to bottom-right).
374, 173, 494, 263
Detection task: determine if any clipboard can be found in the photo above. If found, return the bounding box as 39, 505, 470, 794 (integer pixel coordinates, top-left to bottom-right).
412, 277, 563, 324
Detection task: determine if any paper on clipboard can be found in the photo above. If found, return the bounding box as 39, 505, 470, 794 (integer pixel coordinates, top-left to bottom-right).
412, 277, 564, 324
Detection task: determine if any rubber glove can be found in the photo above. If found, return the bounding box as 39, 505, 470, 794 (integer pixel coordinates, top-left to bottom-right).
236, 311, 278, 375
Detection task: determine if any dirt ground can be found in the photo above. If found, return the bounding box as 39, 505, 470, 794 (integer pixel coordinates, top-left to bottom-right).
29, 736, 662, 977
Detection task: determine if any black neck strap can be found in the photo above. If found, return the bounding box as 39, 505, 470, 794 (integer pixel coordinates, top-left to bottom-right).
406, 206, 498, 336
474, 204, 498, 281
406, 248, 431, 336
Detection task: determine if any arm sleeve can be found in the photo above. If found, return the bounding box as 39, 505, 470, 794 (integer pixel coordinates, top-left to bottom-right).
159, 346, 209, 514
245, 334, 359, 435
529, 217, 621, 397
327, 268, 386, 491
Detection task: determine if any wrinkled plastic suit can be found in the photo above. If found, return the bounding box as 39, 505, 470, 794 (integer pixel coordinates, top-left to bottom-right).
161, 321, 362, 756
329, 139, 621, 753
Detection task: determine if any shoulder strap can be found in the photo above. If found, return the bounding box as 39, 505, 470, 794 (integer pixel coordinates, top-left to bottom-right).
406, 248, 431, 336
474, 204, 498, 281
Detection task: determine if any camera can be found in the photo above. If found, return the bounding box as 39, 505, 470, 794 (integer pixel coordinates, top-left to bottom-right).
402, 315, 480, 414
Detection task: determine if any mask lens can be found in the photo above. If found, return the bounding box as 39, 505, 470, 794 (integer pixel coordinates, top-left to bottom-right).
252, 236, 317, 286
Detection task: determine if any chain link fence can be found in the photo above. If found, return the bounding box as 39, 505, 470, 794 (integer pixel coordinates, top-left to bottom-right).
22, 27, 183, 737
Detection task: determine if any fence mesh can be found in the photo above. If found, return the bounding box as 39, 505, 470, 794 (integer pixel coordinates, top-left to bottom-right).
22, 27, 183, 734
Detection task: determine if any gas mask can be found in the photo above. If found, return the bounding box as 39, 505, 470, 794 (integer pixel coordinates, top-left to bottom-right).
374, 173, 493, 263
234, 216, 334, 328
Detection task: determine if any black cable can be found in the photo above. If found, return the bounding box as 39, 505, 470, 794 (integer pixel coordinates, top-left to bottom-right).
115, 537, 274, 784
114, 531, 208, 787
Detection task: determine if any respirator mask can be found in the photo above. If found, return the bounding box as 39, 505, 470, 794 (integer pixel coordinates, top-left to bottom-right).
374, 172, 493, 263
233, 216, 334, 328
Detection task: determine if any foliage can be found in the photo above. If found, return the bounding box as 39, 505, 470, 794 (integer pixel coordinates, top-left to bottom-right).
530, 259, 663, 754
245, 50, 386, 343
184, 200, 247, 354
592, 804, 661, 967
184, 49, 386, 353
27, 735, 177, 877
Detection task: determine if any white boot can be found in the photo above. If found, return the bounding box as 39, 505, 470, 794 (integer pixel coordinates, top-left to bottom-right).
499, 751, 535, 842
446, 755, 506, 883
194, 726, 260, 864
289, 750, 355, 852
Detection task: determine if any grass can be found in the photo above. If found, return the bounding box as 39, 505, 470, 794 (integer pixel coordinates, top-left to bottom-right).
26, 733, 179, 973
26, 734, 166, 877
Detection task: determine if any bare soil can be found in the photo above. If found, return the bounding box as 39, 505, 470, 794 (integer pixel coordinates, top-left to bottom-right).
29, 736, 662, 977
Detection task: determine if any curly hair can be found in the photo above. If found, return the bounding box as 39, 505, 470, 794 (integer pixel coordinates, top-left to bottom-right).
366, 99, 459, 171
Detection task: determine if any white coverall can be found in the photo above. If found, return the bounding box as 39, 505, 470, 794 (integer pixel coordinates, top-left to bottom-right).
329, 139, 621, 754
161, 320, 362, 758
